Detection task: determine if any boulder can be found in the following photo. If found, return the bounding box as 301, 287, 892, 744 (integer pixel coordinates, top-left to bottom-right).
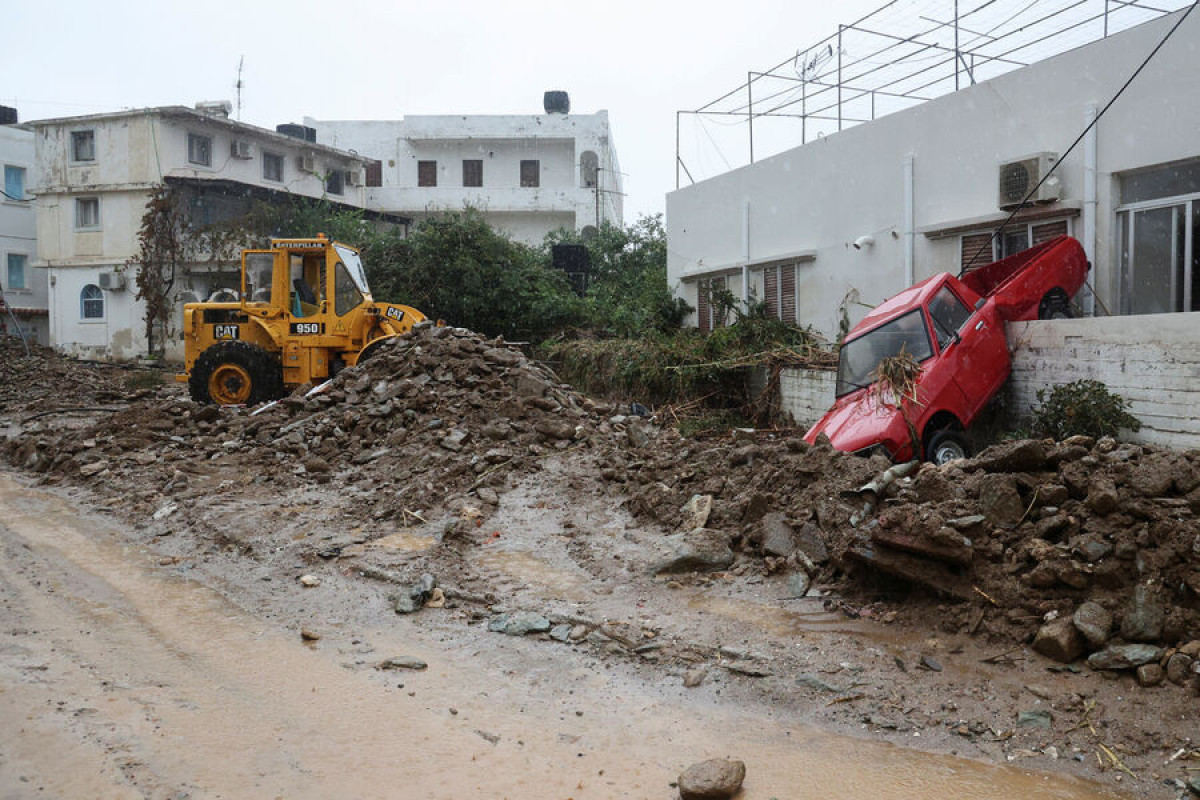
677, 759, 746, 800
760, 513, 796, 558
970, 440, 1047, 473
1136, 663, 1164, 687
1087, 643, 1164, 670
1086, 479, 1119, 515
487, 611, 551, 636
1072, 602, 1113, 650
654, 529, 735, 574
680, 494, 714, 531
1166, 653, 1194, 685
978, 474, 1024, 524
1033, 617, 1084, 663
1120, 584, 1165, 643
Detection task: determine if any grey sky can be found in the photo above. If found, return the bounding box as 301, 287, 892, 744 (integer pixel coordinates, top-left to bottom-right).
2, 0, 878, 223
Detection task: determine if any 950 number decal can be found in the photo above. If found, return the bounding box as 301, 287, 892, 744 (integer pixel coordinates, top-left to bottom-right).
290, 322, 324, 335
213, 324, 239, 340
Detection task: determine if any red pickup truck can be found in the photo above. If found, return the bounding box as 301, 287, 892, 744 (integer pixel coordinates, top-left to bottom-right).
804, 235, 1089, 464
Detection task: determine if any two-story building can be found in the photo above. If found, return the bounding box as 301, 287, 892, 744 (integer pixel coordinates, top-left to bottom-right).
305, 93, 623, 245
30, 103, 372, 360
1, 108, 46, 345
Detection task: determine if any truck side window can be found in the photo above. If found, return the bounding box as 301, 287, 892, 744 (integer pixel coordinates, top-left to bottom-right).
334, 262, 364, 316
290, 254, 324, 317
245, 253, 275, 304
928, 286, 972, 349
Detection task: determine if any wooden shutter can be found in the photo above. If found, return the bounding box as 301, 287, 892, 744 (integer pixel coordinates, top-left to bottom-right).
520, 160, 540, 187
763, 267, 779, 319
463, 159, 483, 187
1032, 220, 1068, 244
418, 160, 437, 187
365, 160, 382, 187
780, 263, 796, 323
696, 280, 711, 333
961, 232, 995, 272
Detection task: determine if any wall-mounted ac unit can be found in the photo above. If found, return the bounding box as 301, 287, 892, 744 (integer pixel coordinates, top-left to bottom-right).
98, 271, 126, 291
231, 140, 252, 159
998, 153, 1060, 210
298, 154, 316, 173
346, 169, 362, 186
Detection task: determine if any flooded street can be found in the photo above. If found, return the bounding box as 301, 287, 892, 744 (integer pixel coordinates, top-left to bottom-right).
0, 475, 1124, 799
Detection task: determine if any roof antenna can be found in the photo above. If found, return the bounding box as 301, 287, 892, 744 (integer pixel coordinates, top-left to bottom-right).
235, 56, 245, 120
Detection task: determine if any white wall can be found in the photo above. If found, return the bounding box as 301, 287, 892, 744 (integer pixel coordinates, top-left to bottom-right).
667, 10, 1200, 338
307, 111, 623, 244
0, 124, 46, 344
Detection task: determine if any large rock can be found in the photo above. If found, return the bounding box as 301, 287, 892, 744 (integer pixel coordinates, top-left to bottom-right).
392, 573, 437, 614
1087, 643, 1164, 670
677, 759, 746, 800
680, 494, 714, 531
978, 474, 1024, 524
1120, 584, 1165, 643
970, 439, 1047, 473
1166, 653, 1194, 685
1086, 479, 1119, 515
487, 611, 551, 636
1033, 617, 1084, 663
760, 513, 796, 558
1072, 602, 1113, 650
654, 529, 735, 574
794, 521, 829, 564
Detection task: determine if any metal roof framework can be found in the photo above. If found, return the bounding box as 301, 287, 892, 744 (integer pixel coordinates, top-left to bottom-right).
676, 0, 1190, 189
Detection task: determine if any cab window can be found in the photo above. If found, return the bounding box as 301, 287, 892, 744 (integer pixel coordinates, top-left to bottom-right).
290, 253, 325, 317
927, 286, 972, 349
334, 261, 364, 315
244, 253, 276, 304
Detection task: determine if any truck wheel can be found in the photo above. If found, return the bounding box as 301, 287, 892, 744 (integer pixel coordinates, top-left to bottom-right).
189, 341, 283, 405
925, 429, 970, 465
1038, 289, 1072, 320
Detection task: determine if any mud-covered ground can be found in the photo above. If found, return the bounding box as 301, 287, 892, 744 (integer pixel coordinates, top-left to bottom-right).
2, 332, 1198, 798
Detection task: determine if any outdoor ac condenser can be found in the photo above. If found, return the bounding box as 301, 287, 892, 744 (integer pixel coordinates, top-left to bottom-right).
998, 153, 1060, 210
98, 272, 126, 291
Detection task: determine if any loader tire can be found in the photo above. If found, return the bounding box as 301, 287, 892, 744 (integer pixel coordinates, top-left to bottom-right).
189, 341, 283, 406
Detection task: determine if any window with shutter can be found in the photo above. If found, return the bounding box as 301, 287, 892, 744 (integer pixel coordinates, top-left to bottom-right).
418, 160, 437, 187
960, 232, 995, 272
1032, 220, 1068, 244
763, 267, 779, 319
463, 159, 483, 187
780, 263, 796, 323
365, 160, 382, 187
520, 160, 540, 188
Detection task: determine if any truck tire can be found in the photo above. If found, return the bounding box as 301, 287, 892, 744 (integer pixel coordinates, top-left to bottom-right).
189, 341, 283, 405
925, 429, 970, 465
1038, 288, 1073, 320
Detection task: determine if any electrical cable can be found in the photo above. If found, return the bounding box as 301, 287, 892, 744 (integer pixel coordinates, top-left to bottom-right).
960, 0, 1198, 274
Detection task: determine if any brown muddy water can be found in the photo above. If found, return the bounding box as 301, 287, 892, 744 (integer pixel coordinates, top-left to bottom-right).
0, 475, 1125, 799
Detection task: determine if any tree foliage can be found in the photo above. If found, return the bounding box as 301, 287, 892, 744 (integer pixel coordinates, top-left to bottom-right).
128, 186, 193, 358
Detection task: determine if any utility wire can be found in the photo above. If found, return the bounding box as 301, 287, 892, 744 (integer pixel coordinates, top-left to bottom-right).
960, 0, 1197, 275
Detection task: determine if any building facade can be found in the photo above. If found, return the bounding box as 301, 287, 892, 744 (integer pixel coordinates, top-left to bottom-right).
667, 10, 1200, 338
1, 115, 46, 345
306, 100, 622, 245
30, 104, 369, 360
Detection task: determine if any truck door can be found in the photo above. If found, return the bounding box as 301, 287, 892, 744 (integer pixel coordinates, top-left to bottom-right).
927, 285, 1009, 419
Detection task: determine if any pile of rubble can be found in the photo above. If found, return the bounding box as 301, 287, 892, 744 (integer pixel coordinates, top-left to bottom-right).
0, 337, 136, 415
604, 433, 1200, 689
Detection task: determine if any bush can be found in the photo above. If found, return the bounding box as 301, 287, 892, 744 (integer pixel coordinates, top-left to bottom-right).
1031, 379, 1141, 440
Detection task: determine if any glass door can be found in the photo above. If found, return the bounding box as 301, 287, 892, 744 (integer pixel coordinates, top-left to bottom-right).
1118, 199, 1194, 315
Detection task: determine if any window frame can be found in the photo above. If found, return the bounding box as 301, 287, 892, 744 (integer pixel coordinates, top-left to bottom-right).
262, 151, 284, 183
520, 159, 540, 188
80, 283, 105, 321
417, 160, 437, 187
4, 165, 26, 201
187, 132, 213, 168
462, 159, 483, 188
325, 168, 345, 196
75, 196, 101, 230
70, 129, 96, 163
6, 252, 29, 290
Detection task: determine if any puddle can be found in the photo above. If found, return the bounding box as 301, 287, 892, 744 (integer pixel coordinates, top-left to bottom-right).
0, 474, 1128, 799
474, 547, 592, 602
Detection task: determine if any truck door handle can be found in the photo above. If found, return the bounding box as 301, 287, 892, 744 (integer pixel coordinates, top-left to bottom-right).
975, 321, 985, 331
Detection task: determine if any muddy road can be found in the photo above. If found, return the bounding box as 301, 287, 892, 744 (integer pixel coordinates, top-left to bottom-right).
0, 474, 1136, 799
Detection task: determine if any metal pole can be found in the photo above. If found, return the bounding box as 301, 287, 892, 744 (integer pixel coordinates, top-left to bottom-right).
837, 26, 843, 132
748, 72, 755, 164
954, 0, 960, 91
675, 112, 680, 190
1104, 0, 1110, 37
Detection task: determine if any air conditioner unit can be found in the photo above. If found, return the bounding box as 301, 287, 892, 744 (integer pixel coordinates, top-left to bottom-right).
98, 272, 126, 291
998, 152, 1060, 210
298, 153, 316, 173
231, 139, 252, 159
346, 169, 362, 186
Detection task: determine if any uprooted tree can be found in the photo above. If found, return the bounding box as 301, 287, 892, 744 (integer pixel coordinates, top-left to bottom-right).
129, 186, 194, 359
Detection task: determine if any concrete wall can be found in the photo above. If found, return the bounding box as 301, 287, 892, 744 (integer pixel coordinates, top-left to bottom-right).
667, 10, 1200, 338
777, 368, 837, 429
307, 111, 623, 244
0, 124, 46, 344
1006, 313, 1200, 449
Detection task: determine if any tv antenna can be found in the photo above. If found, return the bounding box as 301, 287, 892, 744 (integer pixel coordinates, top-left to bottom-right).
235, 56, 245, 120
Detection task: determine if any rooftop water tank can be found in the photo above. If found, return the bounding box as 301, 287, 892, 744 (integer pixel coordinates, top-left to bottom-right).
544, 91, 570, 115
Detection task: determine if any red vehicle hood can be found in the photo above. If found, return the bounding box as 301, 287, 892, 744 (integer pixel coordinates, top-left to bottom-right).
804, 389, 912, 458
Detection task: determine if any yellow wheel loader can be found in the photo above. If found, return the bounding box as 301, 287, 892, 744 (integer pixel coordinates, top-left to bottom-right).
179, 235, 426, 404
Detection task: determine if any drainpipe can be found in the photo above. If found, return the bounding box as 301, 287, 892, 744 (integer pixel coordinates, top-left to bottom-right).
903, 154, 915, 286
741, 200, 750, 308
1081, 105, 1098, 316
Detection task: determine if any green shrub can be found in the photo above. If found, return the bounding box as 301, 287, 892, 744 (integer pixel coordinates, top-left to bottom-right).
1031, 379, 1141, 440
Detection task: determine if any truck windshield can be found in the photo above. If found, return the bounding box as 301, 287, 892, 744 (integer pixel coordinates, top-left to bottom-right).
836, 309, 933, 397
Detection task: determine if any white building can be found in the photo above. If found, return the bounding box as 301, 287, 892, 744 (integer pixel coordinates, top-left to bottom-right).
30, 103, 371, 360
1, 111, 46, 345
667, 8, 1200, 338
306, 94, 622, 245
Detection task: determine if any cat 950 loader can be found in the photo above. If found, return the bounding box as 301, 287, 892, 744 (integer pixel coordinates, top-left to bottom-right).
180, 235, 425, 405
